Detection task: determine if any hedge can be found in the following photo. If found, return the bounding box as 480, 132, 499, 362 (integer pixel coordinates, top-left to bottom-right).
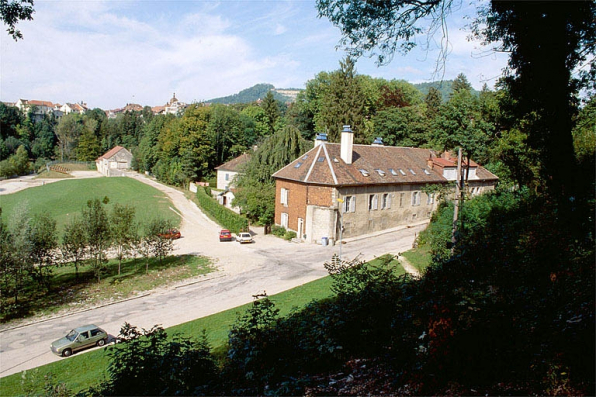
195, 187, 249, 234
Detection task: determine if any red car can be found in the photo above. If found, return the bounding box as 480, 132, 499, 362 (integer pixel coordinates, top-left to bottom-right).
158, 229, 181, 239
219, 229, 233, 242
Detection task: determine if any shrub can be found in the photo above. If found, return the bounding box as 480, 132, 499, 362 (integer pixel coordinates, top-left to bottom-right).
194, 187, 248, 234
98, 323, 219, 396
283, 230, 296, 240
270, 225, 286, 237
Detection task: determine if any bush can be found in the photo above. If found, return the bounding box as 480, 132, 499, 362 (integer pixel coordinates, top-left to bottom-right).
271, 225, 286, 237
283, 230, 296, 240
195, 186, 248, 234
97, 323, 219, 396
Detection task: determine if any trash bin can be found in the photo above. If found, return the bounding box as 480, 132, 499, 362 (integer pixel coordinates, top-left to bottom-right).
321, 237, 328, 246
329, 238, 334, 246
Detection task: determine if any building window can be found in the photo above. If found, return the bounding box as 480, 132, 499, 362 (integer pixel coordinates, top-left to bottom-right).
343, 195, 356, 213
281, 212, 289, 228
412, 191, 421, 206
427, 193, 435, 205
382, 193, 391, 209
399, 192, 405, 207
369, 194, 378, 211
280, 188, 288, 206
225, 173, 229, 181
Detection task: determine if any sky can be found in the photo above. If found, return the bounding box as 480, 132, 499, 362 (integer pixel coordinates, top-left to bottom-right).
0, 0, 509, 110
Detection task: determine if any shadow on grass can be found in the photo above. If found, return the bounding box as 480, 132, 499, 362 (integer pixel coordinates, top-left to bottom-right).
1, 255, 211, 324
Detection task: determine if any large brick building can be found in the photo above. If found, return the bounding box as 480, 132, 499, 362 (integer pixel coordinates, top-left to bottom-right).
272, 126, 498, 244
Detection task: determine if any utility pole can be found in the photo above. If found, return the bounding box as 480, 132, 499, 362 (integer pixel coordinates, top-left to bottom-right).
451, 148, 462, 254
337, 198, 344, 261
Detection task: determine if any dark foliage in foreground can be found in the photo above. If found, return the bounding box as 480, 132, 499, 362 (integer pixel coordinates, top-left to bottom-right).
92, 191, 594, 396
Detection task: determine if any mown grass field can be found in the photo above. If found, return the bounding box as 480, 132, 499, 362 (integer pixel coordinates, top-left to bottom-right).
0, 177, 180, 233
0, 255, 428, 396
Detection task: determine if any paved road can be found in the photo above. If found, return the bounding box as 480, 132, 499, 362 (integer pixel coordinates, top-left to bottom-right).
0, 172, 427, 378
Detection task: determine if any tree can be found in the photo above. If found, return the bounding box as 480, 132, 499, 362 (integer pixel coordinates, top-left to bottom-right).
0, 0, 34, 40
432, 88, 493, 165
260, 91, 280, 136
372, 105, 429, 147
425, 86, 442, 119
234, 125, 309, 224
82, 198, 111, 283
317, 57, 367, 142
317, 0, 455, 66
61, 216, 87, 280
110, 204, 137, 275
473, 1, 595, 207
144, 218, 174, 264
101, 323, 218, 396
451, 73, 473, 94
6, 201, 33, 307
55, 114, 83, 161
28, 213, 57, 291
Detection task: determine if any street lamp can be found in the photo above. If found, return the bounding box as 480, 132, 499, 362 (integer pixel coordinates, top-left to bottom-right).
337, 198, 344, 261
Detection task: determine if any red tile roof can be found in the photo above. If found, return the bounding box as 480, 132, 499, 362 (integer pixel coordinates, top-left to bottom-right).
215, 153, 251, 172
96, 146, 128, 161
273, 143, 498, 186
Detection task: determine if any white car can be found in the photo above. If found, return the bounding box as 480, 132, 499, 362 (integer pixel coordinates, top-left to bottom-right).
236, 232, 254, 244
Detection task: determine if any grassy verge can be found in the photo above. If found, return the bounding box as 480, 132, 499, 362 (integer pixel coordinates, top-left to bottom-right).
1, 255, 214, 324
0, 255, 421, 395
401, 245, 432, 274
0, 177, 180, 233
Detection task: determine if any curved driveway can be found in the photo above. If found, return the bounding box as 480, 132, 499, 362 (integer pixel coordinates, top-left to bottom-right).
0, 172, 427, 377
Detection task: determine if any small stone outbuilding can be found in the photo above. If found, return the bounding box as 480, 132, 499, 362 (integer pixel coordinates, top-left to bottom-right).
96, 146, 133, 177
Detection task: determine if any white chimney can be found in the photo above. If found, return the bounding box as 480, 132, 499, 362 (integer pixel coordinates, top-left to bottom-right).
340, 125, 354, 164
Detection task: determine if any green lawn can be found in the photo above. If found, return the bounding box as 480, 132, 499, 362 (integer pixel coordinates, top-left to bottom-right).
0, 177, 180, 233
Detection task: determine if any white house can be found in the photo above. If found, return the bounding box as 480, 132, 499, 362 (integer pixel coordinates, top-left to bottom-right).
214, 152, 251, 212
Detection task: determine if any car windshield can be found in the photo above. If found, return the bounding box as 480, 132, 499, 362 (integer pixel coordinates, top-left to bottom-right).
66, 330, 78, 341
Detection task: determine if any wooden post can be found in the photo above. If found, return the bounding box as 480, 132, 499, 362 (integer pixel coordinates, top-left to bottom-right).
451, 148, 462, 254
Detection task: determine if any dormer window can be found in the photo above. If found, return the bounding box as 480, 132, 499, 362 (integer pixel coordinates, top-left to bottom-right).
359, 169, 370, 177
399, 169, 406, 176
317, 157, 325, 162
294, 162, 302, 168
389, 168, 398, 176
423, 169, 431, 175
333, 157, 339, 163
302, 155, 308, 160
409, 168, 416, 175
375, 169, 386, 176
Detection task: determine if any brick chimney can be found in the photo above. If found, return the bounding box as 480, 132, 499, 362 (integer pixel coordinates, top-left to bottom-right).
340, 125, 354, 164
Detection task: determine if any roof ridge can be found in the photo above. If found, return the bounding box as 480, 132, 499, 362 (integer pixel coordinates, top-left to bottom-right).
304, 145, 322, 183
321, 143, 338, 185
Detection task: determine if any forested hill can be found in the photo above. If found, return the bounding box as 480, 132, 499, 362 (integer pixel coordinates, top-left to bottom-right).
207, 83, 297, 104
207, 81, 477, 105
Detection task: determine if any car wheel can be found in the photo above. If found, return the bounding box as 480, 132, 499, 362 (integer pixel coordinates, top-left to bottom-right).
62, 348, 72, 357
97, 338, 106, 347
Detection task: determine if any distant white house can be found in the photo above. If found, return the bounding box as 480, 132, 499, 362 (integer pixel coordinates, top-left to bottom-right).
96, 146, 133, 177
214, 152, 251, 212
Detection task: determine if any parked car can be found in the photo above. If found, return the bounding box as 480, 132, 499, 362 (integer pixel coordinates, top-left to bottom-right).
158, 228, 181, 239
236, 232, 254, 244
51, 324, 108, 357
219, 229, 233, 242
